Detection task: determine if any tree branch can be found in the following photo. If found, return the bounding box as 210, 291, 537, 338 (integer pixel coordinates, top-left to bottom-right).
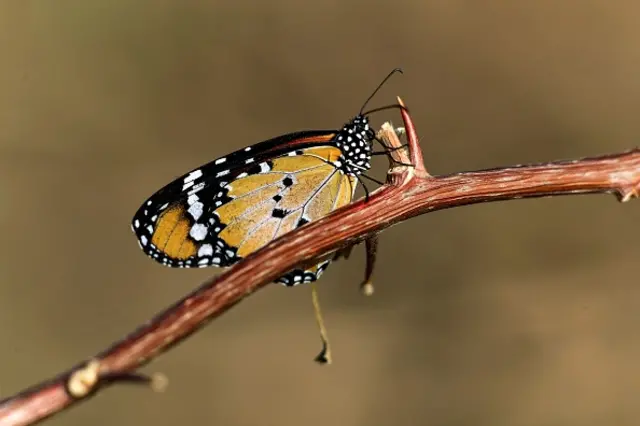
1, 97, 639, 426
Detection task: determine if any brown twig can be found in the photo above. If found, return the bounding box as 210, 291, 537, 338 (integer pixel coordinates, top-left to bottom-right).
2, 97, 640, 426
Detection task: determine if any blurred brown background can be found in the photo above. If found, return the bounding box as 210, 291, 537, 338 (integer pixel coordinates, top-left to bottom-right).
1, 1, 640, 425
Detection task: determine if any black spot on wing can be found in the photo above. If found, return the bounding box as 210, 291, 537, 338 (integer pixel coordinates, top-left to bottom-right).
272, 208, 288, 218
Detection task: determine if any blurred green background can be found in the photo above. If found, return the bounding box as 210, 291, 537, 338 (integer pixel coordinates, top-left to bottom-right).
1, 1, 640, 425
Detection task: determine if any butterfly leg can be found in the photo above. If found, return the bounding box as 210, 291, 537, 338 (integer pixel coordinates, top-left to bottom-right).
332, 245, 354, 262
371, 145, 414, 167
371, 143, 409, 155
312, 282, 332, 364
332, 235, 379, 295
361, 235, 379, 296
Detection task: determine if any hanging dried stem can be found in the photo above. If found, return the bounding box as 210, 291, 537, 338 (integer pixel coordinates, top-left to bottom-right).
2, 97, 640, 426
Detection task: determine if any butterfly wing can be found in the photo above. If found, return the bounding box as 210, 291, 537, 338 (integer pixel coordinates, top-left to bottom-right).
132, 131, 358, 285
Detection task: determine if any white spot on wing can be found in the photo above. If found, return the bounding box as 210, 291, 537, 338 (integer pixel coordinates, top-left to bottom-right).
187, 194, 199, 206
140, 235, 148, 246
189, 223, 208, 241
184, 170, 203, 183
215, 157, 227, 165
188, 201, 204, 220
188, 182, 205, 195
198, 243, 213, 257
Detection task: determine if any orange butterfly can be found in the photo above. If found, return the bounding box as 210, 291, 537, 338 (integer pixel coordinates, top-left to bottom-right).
132, 69, 404, 286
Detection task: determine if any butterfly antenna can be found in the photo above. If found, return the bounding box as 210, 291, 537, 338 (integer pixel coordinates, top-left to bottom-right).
359, 68, 404, 115
361, 103, 408, 117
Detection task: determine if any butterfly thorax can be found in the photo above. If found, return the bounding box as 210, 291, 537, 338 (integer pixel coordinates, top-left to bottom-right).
333, 115, 375, 177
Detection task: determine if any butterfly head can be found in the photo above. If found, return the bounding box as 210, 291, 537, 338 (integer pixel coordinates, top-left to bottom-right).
334, 114, 375, 176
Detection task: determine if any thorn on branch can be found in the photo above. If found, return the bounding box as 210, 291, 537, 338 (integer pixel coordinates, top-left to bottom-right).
102, 371, 168, 391
618, 186, 640, 202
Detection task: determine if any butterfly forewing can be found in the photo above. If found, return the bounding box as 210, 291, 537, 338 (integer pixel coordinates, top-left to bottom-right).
132, 121, 371, 286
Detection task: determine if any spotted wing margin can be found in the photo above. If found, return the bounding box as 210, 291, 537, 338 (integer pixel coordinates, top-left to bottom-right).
131, 130, 338, 264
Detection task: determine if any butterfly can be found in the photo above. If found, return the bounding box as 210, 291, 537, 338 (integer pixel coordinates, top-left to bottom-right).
131, 69, 404, 287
